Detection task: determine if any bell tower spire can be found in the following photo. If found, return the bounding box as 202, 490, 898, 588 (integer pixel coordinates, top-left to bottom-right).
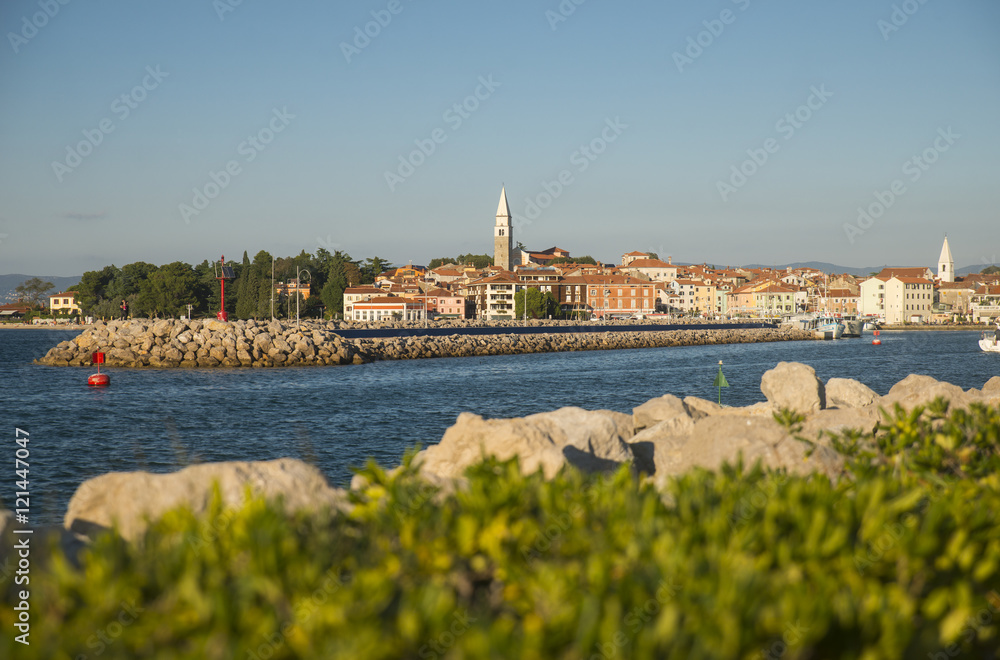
493, 186, 513, 271
938, 235, 955, 283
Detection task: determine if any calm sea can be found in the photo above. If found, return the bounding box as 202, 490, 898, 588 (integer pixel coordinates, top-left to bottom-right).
1, 329, 997, 524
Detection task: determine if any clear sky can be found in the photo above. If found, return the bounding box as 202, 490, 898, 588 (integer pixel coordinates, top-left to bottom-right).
1, 0, 998, 276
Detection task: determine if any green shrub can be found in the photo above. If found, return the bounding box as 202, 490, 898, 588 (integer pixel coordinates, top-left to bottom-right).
2, 404, 1000, 659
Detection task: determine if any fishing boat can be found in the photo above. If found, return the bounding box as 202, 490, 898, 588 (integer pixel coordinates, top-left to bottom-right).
840, 314, 863, 338
813, 316, 845, 340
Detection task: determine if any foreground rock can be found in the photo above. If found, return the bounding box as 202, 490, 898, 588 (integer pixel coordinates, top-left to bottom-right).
36, 319, 813, 368
65, 458, 349, 542
760, 362, 826, 413
416, 407, 636, 481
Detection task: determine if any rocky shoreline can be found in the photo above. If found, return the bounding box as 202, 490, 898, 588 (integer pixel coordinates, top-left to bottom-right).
34, 318, 814, 368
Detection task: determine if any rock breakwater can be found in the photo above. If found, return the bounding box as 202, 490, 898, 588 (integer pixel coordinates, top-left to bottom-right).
35, 319, 814, 368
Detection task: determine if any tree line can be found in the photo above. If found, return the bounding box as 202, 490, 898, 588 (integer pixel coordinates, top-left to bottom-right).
71, 250, 392, 319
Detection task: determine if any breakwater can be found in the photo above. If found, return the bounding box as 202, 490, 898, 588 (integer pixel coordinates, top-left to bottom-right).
34, 318, 814, 368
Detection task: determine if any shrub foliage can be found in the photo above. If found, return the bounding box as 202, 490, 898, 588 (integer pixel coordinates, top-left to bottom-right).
3, 402, 1000, 659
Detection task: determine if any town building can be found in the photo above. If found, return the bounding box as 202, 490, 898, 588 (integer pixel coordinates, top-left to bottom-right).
48, 291, 81, 315
467, 272, 520, 320
815, 289, 859, 315
275, 278, 311, 300
621, 258, 679, 282
342, 286, 384, 318
349, 296, 426, 322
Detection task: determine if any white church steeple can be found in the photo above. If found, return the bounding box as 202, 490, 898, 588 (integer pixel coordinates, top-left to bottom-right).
938, 235, 955, 283
493, 186, 514, 271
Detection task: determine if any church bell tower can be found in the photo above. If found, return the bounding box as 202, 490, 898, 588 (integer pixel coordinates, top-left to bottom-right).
494, 186, 513, 271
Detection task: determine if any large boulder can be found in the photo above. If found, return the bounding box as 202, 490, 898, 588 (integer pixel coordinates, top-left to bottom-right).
983, 376, 1000, 397
880, 374, 968, 413
798, 407, 882, 447
652, 416, 844, 488
825, 378, 880, 409
418, 407, 636, 481
632, 394, 688, 432
65, 459, 349, 542
760, 362, 825, 413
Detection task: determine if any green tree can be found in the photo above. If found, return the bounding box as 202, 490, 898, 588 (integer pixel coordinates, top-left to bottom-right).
981, 265, 1000, 275
427, 257, 456, 270
362, 257, 392, 284
455, 253, 494, 269
549, 256, 597, 265
320, 251, 360, 319
137, 262, 199, 318
15, 277, 55, 307
107, 262, 157, 302
235, 251, 260, 319
514, 288, 558, 319
74, 266, 120, 312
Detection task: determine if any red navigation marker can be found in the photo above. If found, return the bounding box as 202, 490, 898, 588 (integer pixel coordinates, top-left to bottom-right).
88, 352, 110, 387
872, 329, 881, 346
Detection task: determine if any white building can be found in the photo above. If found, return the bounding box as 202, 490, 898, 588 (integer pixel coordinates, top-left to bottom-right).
48, 291, 81, 315
860, 275, 933, 324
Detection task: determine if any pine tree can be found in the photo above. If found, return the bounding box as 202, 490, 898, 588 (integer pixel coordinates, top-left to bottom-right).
235, 251, 255, 319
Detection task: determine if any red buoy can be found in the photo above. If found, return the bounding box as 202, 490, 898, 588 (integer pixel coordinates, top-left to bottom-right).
872, 329, 881, 345
88, 351, 110, 386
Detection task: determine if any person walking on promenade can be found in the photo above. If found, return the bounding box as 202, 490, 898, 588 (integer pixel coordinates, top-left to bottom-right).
120, 299, 129, 320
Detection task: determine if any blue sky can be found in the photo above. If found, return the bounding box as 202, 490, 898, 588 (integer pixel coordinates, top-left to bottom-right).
1, 0, 998, 276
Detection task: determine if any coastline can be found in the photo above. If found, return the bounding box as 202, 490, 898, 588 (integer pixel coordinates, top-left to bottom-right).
33, 318, 816, 368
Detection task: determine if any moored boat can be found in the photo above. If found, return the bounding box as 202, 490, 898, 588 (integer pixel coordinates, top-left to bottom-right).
813, 316, 845, 340
981, 329, 1000, 353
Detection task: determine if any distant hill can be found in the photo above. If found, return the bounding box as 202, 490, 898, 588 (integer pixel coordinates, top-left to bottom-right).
0, 274, 81, 303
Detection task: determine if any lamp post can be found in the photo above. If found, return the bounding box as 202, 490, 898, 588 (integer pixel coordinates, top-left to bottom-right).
295, 267, 311, 330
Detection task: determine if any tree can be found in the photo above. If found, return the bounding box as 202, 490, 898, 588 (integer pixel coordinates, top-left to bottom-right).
514, 288, 558, 319
455, 253, 494, 269
550, 255, 597, 265
136, 262, 198, 318
235, 251, 260, 319
320, 251, 359, 319
75, 266, 120, 312
427, 258, 456, 270
981, 266, 1000, 275
647, 252, 659, 260
362, 257, 392, 284
15, 277, 55, 307
107, 262, 157, 302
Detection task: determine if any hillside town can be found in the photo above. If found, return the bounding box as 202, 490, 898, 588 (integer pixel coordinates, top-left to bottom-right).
4, 187, 1000, 326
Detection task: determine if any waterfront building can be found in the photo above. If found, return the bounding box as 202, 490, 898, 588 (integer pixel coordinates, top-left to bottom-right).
48, 291, 81, 315
468, 272, 520, 320
343, 286, 385, 318
621, 258, 679, 282
349, 296, 426, 322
